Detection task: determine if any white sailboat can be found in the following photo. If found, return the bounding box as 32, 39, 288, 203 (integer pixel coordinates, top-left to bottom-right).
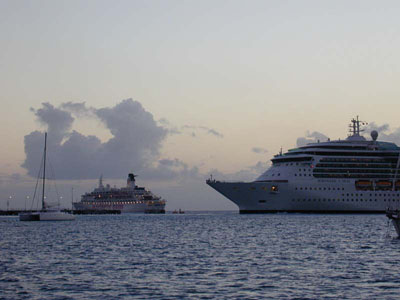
19, 132, 75, 221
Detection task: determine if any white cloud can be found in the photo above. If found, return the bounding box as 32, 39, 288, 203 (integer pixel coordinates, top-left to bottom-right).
364, 122, 400, 144
22, 99, 199, 181
296, 131, 329, 147
252, 147, 268, 154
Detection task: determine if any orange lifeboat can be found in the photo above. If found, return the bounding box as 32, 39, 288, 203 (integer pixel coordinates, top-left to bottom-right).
375, 180, 392, 190
355, 180, 373, 190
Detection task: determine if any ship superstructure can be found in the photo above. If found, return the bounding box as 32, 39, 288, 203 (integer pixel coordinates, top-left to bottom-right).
207, 117, 400, 213
74, 173, 165, 213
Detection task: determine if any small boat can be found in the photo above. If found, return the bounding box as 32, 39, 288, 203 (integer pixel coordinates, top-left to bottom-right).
355, 180, 373, 190
19, 133, 75, 222
386, 209, 400, 237
172, 209, 184, 214
375, 180, 392, 190
19, 210, 75, 221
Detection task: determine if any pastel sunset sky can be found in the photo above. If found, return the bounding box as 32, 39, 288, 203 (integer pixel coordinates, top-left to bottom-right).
2, 0, 400, 210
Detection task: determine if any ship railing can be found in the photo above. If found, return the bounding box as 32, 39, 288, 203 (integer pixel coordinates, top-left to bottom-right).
206, 179, 248, 184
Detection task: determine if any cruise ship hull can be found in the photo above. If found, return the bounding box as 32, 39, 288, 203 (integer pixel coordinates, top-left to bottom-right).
73, 201, 165, 213
207, 180, 389, 213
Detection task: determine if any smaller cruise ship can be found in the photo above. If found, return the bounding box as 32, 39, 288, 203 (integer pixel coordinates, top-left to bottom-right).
73, 174, 166, 213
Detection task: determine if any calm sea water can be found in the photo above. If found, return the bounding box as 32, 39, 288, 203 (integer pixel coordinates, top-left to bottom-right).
1, 212, 400, 300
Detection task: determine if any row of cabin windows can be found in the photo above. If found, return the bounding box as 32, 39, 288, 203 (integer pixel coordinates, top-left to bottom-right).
314, 174, 397, 179
291, 198, 399, 202
273, 163, 313, 168
295, 187, 400, 196
294, 151, 399, 157
316, 163, 397, 168
320, 158, 393, 163
271, 167, 312, 177
343, 193, 400, 197
83, 201, 144, 205
314, 168, 397, 174
274, 162, 308, 166
234, 185, 278, 192
295, 187, 345, 191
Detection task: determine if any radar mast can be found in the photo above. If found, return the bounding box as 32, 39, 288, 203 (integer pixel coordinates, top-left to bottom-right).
349, 116, 368, 137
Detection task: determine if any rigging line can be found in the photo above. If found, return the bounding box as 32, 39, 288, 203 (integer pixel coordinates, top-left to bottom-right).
30, 153, 44, 211
47, 158, 60, 207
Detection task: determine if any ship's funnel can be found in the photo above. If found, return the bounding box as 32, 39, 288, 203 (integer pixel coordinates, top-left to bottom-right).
127, 173, 137, 188
99, 175, 104, 188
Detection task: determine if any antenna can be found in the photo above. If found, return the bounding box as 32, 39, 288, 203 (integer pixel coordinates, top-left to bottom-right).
349, 116, 368, 136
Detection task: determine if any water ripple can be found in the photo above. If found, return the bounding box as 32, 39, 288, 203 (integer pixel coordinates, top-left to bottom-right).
1, 213, 399, 299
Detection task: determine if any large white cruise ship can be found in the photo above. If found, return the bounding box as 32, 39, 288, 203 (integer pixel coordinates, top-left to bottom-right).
73, 174, 166, 213
207, 117, 400, 213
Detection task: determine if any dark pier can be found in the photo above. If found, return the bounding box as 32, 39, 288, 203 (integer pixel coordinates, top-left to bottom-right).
0, 209, 121, 216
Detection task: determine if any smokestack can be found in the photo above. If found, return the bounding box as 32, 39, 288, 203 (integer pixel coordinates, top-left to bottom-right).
127, 173, 136, 189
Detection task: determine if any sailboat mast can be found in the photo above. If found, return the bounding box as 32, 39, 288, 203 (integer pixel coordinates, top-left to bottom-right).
42, 132, 47, 210
71, 187, 74, 210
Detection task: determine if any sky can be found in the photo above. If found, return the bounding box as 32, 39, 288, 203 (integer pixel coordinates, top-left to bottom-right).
2, 0, 400, 210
